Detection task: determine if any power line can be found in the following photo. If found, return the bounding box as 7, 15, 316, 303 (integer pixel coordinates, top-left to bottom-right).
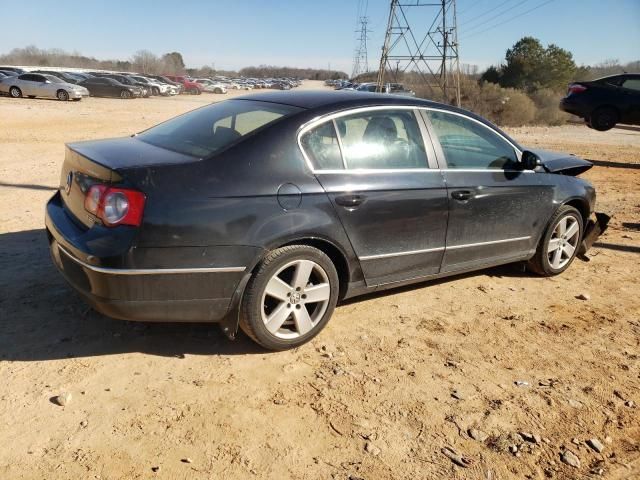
459, 0, 515, 26
462, 0, 528, 33
461, 0, 555, 39
377, 0, 461, 106
352, 2, 371, 78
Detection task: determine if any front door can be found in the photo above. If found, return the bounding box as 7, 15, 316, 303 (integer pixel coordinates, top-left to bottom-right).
300, 107, 449, 286
423, 109, 556, 272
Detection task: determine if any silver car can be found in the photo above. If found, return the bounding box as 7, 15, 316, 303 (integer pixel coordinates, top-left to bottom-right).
0, 73, 89, 101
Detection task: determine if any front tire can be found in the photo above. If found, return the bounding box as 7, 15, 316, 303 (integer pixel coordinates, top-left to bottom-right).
57, 90, 69, 101
589, 107, 618, 131
528, 205, 583, 276
120, 90, 132, 99
240, 245, 339, 351
9, 86, 22, 98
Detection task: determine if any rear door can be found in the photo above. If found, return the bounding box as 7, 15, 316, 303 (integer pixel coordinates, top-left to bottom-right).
17, 74, 37, 95
423, 109, 556, 273
300, 107, 449, 286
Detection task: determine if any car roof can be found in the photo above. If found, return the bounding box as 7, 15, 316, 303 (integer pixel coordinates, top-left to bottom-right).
233, 90, 448, 110
230, 90, 523, 150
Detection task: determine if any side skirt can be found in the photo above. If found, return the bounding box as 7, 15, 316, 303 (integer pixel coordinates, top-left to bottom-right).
342, 252, 533, 300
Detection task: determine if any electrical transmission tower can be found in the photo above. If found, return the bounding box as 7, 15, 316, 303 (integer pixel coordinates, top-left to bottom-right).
351, 16, 370, 79
376, 0, 460, 106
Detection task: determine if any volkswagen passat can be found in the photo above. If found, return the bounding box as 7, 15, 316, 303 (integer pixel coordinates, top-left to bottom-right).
46, 91, 607, 350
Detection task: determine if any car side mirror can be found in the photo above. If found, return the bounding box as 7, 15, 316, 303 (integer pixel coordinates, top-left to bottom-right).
520, 150, 541, 170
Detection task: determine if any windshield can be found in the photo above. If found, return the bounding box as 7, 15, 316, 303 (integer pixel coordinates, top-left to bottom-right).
137, 100, 303, 158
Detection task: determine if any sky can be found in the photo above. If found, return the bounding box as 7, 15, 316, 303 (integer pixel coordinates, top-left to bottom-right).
0, 0, 638, 73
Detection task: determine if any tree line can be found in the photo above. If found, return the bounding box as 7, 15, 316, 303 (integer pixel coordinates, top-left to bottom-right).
0, 46, 347, 80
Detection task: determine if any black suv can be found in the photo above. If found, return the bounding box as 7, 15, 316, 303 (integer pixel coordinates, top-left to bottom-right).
560, 73, 640, 131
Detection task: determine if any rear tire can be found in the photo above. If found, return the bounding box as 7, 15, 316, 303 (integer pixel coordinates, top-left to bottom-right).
9, 86, 22, 98
589, 107, 618, 131
239, 245, 339, 351
528, 205, 583, 276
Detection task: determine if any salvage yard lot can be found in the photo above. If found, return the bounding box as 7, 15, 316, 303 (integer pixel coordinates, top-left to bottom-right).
0, 81, 639, 479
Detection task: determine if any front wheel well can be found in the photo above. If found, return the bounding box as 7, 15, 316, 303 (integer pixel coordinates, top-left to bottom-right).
564, 199, 589, 225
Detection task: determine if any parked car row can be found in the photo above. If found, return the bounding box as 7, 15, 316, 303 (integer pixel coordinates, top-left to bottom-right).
0, 66, 303, 101
328, 79, 416, 97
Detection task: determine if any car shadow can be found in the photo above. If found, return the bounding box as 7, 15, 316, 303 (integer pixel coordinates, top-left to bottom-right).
593, 241, 640, 254
0, 181, 57, 191
0, 229, 264, 362
587, 158, 640, 170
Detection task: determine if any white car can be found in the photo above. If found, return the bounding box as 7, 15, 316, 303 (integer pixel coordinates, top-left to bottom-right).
129, 75, 174, 96
0, 73, 89, 101
195, 79, 227, 94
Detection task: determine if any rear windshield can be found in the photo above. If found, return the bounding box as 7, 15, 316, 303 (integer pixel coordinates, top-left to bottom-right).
137, 100, 303, 158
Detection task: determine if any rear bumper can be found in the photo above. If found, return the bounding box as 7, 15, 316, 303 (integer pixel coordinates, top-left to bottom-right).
48, 240, 242, 322
559, 97, 590, 118
45, 191, 250, 323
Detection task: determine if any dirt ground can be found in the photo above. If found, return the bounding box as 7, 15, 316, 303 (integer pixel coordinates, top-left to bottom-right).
1, 81, 638, 480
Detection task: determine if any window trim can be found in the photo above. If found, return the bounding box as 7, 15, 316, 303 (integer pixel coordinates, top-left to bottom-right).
297, 105, 524, 174
297, 105, 438, 173
420, 107, 524, 172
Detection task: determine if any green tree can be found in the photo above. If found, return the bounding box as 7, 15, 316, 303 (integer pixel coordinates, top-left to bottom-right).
481, 37, 578, 92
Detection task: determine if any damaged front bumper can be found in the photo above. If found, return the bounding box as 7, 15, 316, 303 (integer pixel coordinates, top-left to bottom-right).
578, 212, 611, 258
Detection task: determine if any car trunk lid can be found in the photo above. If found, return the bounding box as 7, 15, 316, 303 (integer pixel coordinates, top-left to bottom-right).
60, 137, 197, 227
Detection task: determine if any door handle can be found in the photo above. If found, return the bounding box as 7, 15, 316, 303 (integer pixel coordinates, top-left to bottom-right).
451, 190, 473, 201
335, 194, 365, 208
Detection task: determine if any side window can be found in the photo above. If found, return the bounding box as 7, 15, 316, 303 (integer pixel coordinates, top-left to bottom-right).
20, 74, 34, 81
334, 110, 428, 169
300, 122, 343, 170
621, 78, 640, 92
426, 110, 518, 169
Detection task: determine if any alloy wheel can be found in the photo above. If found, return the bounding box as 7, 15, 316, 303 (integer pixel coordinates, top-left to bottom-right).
10, 87, 21, 98
547, 215, 580, 269
260, 259, 331, 340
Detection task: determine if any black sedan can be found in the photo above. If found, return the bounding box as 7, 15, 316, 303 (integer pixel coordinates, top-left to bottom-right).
78, 77, 142, 98
560, 73, 640, 131
46, 91, 607, 350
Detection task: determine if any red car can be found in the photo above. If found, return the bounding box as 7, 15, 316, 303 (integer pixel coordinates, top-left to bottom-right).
163, 75, 203, 95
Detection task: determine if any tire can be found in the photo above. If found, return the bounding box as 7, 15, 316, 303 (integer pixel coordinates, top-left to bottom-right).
152, 87, 159, 96
239, 245, 339, 351
120, 90, 132, 99
214, 88, 222, 94
72, 98, 82, 102
528, 205, 583, 276
57, 90, 69, 101
9, 86, 22, 98
589, 107, 618, 131
27, 95, 35, 99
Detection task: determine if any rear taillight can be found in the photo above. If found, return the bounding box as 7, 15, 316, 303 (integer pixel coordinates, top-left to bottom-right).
84, 185, 146, 227
568, 83, 587, 94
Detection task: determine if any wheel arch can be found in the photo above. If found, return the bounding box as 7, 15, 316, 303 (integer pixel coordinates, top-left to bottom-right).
563, 197, 590, 226
590, 104, 620, 120
220, 236, 352, 341
278, 237, 351, 300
